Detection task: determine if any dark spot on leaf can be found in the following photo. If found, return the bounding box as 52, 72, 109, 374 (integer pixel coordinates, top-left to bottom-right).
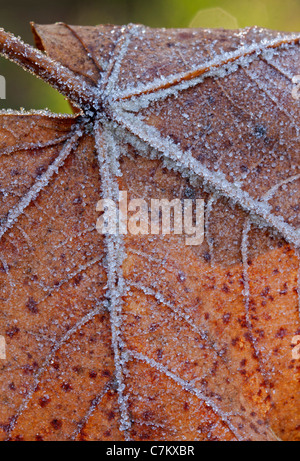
275, 327, 287, 338
51, 361, 60, 370
202, 252, 211, 262
73, 273, 83, 286
156, 349, 163, 359
39, 396, 51, 407
61, 382, 73, 392
177, 271, 186, 283
6, 326, 20, 338
279, 283, 288, 295
183, 402, 189, 411
101, 369, 111, 378
73, 196, 82, 205
232, 337, 239, 346
35, 165, 47, 176
260, 286, 270, 297
107, 411, 115, 421
222, 313, 231, 324
254, 125, 267, 138
25, 297, 38, 314
50, 419, 62, 430
250, 423, 259, 434
222, 284, 230, 293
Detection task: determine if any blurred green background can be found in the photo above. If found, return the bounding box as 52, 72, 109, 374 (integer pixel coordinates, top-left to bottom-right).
0, 0, 299, 113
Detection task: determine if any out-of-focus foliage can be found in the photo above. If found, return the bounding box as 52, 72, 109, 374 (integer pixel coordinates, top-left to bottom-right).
0, 0, 299, 113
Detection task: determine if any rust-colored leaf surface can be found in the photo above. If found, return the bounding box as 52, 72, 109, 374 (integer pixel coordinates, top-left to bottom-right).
0, 23, 299, 441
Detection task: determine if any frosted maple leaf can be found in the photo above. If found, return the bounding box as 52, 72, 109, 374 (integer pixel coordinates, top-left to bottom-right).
0, 23, 299, 441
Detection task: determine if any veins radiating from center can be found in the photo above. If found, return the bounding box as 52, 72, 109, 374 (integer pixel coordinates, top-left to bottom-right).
0, 23, 299, 440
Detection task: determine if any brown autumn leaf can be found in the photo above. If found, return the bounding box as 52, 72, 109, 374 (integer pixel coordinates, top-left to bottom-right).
0, 22, 299, 442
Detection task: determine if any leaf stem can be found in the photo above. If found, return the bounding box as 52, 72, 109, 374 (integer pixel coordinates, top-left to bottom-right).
0, 28, 98, 112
